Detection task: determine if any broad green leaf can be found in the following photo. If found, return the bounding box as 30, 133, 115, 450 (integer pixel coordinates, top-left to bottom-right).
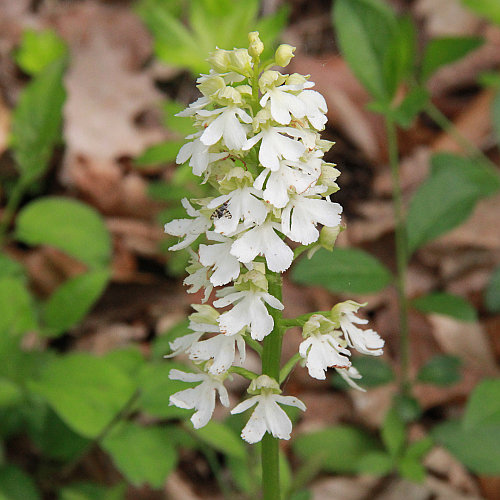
407, 153, 500, 253
0, 465, 40, 500
152, 319, 190, 360
357, 451, 393, 475
485, 265, 500, 312
0, 254, 25, 280
29, 353, 136, 438
353, 357, 395, 388
382, 16, 416, 99
432, 420, 500, 475
393, 394, 421, 422
194, 421, 246, 459
289, 491, 312, 500
0, 277, 37, 339
292, 248, 392, 294
42, 270, 110, 337
333, 0, 398, 100
163, 101, 194, 135
11, 58, 66, 180
15, 29, 67, 76
102, 347, 144, 377
16, 197, 111, 268
411, 292, 477, 322
381, 407, 406, 457
59, 482, 126, 500
102, 422, 176, 488
30, 408, 89, 462
463, 379, 500, 429
293, 425, 379, 473
462, 0, 500, 25
136, 361, 194, 419
393, 87, 430, 128
397, 456, 426, 482
492, 91, 500, 145
0, 378, 22, 408
416, 355, 461, 386
134, 141, 182, 167
405, 437, 433, 460
420, 37, 483, 82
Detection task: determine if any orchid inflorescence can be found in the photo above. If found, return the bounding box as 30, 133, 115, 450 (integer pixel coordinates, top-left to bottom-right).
164, 32, 384, 444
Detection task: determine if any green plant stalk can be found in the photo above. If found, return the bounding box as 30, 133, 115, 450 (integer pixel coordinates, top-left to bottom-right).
385, 117, 411, 396
261, 270, 283, 500
0, 176, 29, 245
426, 102, 497, 170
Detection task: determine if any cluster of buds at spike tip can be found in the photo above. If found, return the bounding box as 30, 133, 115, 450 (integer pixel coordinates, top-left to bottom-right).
165, 33, 384, 443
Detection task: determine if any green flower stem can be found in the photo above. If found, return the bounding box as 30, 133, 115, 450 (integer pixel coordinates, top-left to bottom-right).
0, 176, 29, 246
279, 353, 301, 384
229, 366, 258, 380
385, 116, 410, 396
261, 270, 283, 500
426, 102, 497, 168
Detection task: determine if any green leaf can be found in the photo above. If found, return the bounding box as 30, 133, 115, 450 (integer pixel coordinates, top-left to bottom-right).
15, 29, 67, 76
194, 421, 246, 459
29, 353, 136, 438
462, 0, 500, 25
152, 319, 190, 360
393, 87, 430, 128
42, 270, 110, 337
416, 355, 461, 386
492, 91, 500, 145
0, 254, 25, 280
463, 379, 500, 429
407, 153, 500, 253
59, 482, 126, 500
405, 437, 433, 460
381, 407, 406, 458
16, 197, 112, 268
0, 378, 23, 408
420, 36, 483, 82
397, 456, 426, 482
102, 422, 176, 488
163, 101, 194, 135
136, 361, 194, 419
333, 0, 398, 101
134, 141, 183, 167
485, 265, 500, 312
411, 292, 477, 322
393, 394, 421, 422
432, 420, 500, 475
353, 357, 395, 388
292, 248, 392, 294
102, 347, 144, 377
357, 451, 393, 475
0, 465, 40, 500
382, 16, 417, 99
0, 277, 37, 339
11, 58, 66, 180
293, 425, 379, 473
30, 408, 89, 462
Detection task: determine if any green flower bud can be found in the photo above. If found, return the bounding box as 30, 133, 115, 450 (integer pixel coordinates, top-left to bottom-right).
207, 48, 231, 73
275, 44, 295, 67
228, 49, 253, 76
248, 31, 264, 58
248, 375, 281, 394
197, 74, 226, 98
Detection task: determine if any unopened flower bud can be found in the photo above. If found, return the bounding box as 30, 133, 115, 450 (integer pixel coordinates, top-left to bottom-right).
275, 44, 295, 67
208, 48, 231, 73
248, 31, 264, 58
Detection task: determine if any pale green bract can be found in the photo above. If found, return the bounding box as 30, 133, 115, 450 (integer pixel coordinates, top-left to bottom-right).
164, 33, 383, 443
